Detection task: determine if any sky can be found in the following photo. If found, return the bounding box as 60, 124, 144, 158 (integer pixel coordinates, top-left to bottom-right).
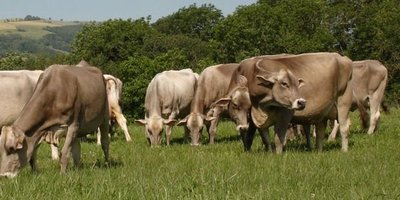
0, 0, 257, 22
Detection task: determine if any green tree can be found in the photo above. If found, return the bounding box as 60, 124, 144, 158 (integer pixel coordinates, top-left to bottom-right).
152, 4, 223, 41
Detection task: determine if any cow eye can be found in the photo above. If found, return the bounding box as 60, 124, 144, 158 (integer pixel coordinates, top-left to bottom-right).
231, 102, 239, 109
281, 81, 289, 88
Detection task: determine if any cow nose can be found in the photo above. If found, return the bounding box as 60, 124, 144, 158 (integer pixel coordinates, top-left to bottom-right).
297, 99, 306, 110
236, 125, 249, 132
191, 143, 200, 147
293, 98, 306, 110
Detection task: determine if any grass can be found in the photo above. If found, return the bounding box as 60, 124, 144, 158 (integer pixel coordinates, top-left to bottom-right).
0, 109, 399, 199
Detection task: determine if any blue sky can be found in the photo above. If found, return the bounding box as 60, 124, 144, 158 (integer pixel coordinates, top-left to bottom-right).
0, 0, 257, 22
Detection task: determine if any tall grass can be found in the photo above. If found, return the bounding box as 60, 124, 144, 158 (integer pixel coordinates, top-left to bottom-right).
0, 109, 399, 199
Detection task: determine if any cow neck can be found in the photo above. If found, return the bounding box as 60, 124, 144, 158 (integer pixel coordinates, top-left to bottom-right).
190, 89, 205, 115
147, 95, 162, 117
13, 90, 48, 137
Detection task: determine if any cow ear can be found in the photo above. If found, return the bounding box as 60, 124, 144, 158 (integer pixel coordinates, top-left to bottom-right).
214, 97, 231, 107
176, 117, 188, 126
256, 75, 275, 88
205, 116, 216, 122
236, 75, 248, 87
135, 119, 147, 126
163, 119, 177, 126
298, 78, 305, 88
3, 126, 24, 152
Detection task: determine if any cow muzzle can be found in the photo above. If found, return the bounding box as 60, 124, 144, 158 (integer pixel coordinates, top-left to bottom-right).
292, 98, 306, 110
236, 124, 249, 132
0, 172, 18, 179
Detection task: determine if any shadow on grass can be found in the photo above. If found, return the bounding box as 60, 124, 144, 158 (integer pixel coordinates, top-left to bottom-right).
81, 158, 124, 170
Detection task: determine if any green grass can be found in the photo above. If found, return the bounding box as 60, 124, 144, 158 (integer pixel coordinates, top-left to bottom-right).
0, 109, 399, 199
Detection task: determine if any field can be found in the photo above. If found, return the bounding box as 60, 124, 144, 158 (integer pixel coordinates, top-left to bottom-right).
0, 109, 399, 199
0, 20, 81, 39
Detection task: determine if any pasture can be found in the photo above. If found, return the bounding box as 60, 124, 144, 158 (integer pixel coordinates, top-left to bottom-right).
0, 20, 80, 39
0, 109, 399, 199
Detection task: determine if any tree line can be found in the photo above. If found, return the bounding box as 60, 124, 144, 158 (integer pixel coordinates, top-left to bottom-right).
0, 0, 399, 118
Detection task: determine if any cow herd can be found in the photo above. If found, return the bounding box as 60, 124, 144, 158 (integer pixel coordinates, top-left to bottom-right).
0, 52, 388, 178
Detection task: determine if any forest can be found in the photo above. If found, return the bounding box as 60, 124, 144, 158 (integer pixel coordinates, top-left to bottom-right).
0, 0, 399, 119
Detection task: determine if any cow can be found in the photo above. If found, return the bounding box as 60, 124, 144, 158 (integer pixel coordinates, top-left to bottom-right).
0, 64, 110, 178
238, 52, 352, 153
96, 74, 131, 144
327, 60, 388, 141
177, 64, 252, 146
135, 69, 198, 146
48, 74, 132, 161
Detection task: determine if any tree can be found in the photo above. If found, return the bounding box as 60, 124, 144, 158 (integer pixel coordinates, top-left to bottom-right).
152, 4, 224, 41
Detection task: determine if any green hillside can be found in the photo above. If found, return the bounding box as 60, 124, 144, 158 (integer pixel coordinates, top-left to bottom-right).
0, 19, 84, 55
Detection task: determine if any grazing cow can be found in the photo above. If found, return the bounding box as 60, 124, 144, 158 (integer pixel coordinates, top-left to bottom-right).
177, 64, 252, 146
49, 73, 132, 161
0, 64, 110, 178
238, 52, 352, 153
328, 60, 388, 140
135, 69, 198, 146
96, 74, 131, 144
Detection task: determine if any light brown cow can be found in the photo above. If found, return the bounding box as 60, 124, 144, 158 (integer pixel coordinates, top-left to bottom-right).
238, 52, 352, 153
328, 60, 388, 140
0, 64, 110, 178
97, 74, 131, 144
177, 64, 252, 146
0, 70, 42, 127
136, 69, 198, 146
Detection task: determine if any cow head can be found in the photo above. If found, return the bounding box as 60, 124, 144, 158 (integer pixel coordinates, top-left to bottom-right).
255, 61, 306, 110
214, 75, 252, 134
0, 126, 27, 179
135, 116, 176, 146
177, 112, 214, 146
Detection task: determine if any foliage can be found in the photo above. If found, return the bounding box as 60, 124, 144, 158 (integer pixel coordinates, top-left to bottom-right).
152, 4, 224, 41
0, 0, 399, 116
41, 24, 84, 52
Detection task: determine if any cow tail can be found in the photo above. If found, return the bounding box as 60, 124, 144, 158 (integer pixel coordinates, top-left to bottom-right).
381, 100, 390, 114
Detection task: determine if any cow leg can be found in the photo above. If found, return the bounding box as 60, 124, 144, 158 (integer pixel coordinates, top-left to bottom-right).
258, 128, 271, 151
71, 138, 81, 168
60, 125, 79, 173
243, 117, 256, 151
99, 119, 110, 164
302, 124, 312, 151
273, 109, 293, 154
328, 120, 339, 142
96, 128, 101, 145
165, 113, 177, 146
30, 146, 40, 172
337, 89, 352, 152
315, 121, 327, 152
368, 92, 383, 135
114, 112, 132, 142
51, 144, 60, 160
208, 107, 223, 144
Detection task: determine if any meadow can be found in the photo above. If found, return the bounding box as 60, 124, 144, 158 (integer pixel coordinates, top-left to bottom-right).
0, 109, 399, 199
0, 20, 81, 39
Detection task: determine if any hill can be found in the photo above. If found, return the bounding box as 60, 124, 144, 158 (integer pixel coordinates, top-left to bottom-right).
0, 19, 84, 55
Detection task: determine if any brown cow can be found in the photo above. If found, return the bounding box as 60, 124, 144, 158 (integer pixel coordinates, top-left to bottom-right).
177, 64, 252, 146
0, 64, 110, 178
328, 60, 388, 140
238, 52, 352, 153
